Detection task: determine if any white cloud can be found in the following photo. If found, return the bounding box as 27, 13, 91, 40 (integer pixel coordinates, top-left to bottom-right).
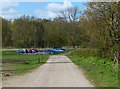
1, 0, 73, 19
34, 0, 73, 18
2, 2, 19, 10
46, 3, 63, 13
1, 1, 20, 19
47, 11, 58, 18
34, 9, 48, 18
63, 0, 73, 8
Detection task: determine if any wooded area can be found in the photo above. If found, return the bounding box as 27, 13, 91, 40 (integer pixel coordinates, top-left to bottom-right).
1, 2, 119, 62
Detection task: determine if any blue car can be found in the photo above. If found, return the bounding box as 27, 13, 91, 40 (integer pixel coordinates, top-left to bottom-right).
51, 49, 59, 53
43, 49, 59, 54
43, 49, 53, 54
16, 49, 25, 54
53, 47, 65, 52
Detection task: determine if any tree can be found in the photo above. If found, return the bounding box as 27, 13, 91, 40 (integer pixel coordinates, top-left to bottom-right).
31, 20, 44, 48
59, 7, 81, 23
2, 18, 12, 47
83, 2, 119, 62
59, 7, 83, 48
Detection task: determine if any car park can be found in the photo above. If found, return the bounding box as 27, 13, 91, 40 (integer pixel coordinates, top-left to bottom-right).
16, 47, 65, 54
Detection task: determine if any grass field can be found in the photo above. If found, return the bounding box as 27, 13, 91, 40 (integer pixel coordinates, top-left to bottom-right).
2, 50, 49, 78
1, 48, 71, 77
67, 49, 118, 87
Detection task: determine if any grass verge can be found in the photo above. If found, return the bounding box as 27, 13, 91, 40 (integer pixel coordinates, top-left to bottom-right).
67, 48, 118, 87
2, 50, 49, 77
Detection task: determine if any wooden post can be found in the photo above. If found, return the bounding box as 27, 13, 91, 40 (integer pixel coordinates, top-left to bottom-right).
38, 57, 40, 63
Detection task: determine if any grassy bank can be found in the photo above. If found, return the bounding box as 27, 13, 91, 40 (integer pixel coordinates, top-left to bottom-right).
67, 48, 118, 87
2, 50, 49, 77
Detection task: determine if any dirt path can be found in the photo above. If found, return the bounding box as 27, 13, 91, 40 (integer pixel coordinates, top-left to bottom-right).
3, 55, 94, 87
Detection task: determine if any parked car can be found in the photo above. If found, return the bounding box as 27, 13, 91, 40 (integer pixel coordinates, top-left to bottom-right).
43, 48, 64, 54
32, 48, 38, 52
31, 49, 36, 53
16, 49, 25, 54
51, 49, 60, 53
57, 49, 64, 52
53, 47, 61, 49
43, 49, 58, 54
16, 48, 38, 54
43, 49, 52, 54
53, 47, 65, 51
27, 49, 32, 53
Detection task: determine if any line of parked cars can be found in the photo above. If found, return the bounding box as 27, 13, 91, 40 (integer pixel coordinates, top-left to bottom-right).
16, 48, 38, 54
43, 47, 65, 54
16, 47, 65, 54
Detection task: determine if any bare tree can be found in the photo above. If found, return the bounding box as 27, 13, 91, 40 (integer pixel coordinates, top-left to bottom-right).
59, 7, 83, 48
59, 7, 81, 23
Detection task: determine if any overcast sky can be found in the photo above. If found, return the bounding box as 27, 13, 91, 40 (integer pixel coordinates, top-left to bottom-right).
1, 0, 87, 20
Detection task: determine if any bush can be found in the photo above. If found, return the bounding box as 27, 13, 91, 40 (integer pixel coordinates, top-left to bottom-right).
71, 48, 99, 57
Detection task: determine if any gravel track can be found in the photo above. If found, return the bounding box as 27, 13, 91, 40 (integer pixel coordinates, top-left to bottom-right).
3, 55, 94, 87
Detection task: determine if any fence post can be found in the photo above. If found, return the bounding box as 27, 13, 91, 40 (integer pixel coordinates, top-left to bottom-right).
38, 57, 40, 63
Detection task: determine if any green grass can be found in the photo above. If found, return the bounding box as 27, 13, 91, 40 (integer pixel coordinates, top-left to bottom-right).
2, 50, 49, 75
67, 49, 118, 87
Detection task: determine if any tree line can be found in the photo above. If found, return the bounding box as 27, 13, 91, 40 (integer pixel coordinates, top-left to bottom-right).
2, 2, 119, 62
